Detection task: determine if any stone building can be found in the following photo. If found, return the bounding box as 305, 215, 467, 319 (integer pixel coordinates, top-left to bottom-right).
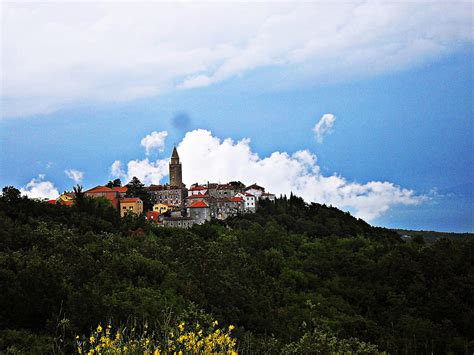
146, 147, 187, 208
163, 216, 195, 228
187, 200, 211, 224
208, 183, 240, 199
210, 196, 245, 220
169, 146, 183, 188
147, 185, 186, 207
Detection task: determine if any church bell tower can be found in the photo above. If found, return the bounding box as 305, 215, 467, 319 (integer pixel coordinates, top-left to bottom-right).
169, 146, 183, 187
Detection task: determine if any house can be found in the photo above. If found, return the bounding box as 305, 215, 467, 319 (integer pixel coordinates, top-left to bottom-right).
235, 192, 257, 212
146, 211, 162, 224
187, 200, 211, 225
120, 197, 143, 217
185, 194, 212, 207
49, 192, 75, 206
147, 184, 187, 208
85, 186, 121, 209
153, 203, 170, 214
210, 196, 245, 220
260, 192, 276, 202
188, 184, 208, 196
111, 186, 128, 197
245, 183, 265, 199
208, 183, 240, 199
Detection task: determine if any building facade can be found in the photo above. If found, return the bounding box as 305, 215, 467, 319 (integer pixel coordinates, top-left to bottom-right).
120, 197, 143, 217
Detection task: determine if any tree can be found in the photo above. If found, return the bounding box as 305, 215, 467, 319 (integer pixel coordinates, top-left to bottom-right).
73, 184, 84, 207
106, 179, 122, 188
125, 177, 152, 211
1, 186, 21, 202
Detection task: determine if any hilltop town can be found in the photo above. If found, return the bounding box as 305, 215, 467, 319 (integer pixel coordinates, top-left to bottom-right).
49, 147, 275, 228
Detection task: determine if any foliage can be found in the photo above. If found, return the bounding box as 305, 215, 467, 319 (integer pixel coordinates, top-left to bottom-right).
125, 177, 153, 211
0, 190, 473, 354
106, 179, 123, 188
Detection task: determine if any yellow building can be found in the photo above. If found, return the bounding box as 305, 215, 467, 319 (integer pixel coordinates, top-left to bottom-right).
153, 203, 170, 214
120, 197, 143, 217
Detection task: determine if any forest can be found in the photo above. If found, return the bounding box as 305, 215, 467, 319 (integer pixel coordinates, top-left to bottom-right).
0, 186, 473, 354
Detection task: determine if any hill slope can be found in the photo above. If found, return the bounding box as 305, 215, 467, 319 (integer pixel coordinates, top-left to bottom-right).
0, 189, 473, 353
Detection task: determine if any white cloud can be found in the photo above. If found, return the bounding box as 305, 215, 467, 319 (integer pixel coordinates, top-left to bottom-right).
20, 175, 60, 200
64, 169, 84, 183
140, 130, 168, 155
112, 129, 426, 222
2, 2, 472, 117
111, 158, 168, 186
313, 113, 336, 143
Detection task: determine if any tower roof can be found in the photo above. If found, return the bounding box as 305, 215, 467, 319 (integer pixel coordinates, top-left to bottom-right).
171, 146, 179, 159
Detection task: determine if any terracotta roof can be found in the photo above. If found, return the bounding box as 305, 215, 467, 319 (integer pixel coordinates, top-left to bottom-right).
229, 197, 243, 202
85, 185, 113, 193
121, 197, 142, 203
111, 186, 128, 193
48, 199, 57, 204
188, 200, 209, 208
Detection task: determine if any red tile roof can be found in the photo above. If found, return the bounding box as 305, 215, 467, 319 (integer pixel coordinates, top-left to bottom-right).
85, 185, 113, 193
121, 197, 142, 203
111, 186, 128, 193
48, 199, 57, 204
229, 197, 243, 202
188, 200, 209, 208
245, 193, 255, 197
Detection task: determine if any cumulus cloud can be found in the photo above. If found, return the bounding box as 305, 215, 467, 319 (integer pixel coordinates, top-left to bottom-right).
64, 169, 84, 183
2, 2, 472, 117
20, 175, 60, 200
313, 113, 336, 143
110, 159, 168, 186
112, 129, 425, 222
140, 131, 168, 155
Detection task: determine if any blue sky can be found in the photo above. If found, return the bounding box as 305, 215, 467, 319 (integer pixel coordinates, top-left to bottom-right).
1, 2, 472, 232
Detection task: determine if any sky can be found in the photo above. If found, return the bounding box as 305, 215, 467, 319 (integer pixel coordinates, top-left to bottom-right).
1, 1, 473, 232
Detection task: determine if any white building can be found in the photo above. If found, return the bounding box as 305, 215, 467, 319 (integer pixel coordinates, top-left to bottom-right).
245, 183, 265, 199
235, 192, 256, 212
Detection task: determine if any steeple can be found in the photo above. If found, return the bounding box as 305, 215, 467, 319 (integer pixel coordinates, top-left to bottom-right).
171, 146, 180, 164
169, 146, 183, 187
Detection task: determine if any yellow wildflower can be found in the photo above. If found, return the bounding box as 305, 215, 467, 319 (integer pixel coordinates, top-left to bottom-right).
97, 324, 103, 333
89, 336, 95, 344
212, 320, 218, 326
178, 321, 185, 331
229, 325, 235, 331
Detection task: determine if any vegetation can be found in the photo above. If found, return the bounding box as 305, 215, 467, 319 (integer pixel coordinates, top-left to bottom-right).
393, 228, 474, 244
0, 187, 473, 353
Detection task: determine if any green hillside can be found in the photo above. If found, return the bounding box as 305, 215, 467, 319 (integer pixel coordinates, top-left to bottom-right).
0, 187, 473, 353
